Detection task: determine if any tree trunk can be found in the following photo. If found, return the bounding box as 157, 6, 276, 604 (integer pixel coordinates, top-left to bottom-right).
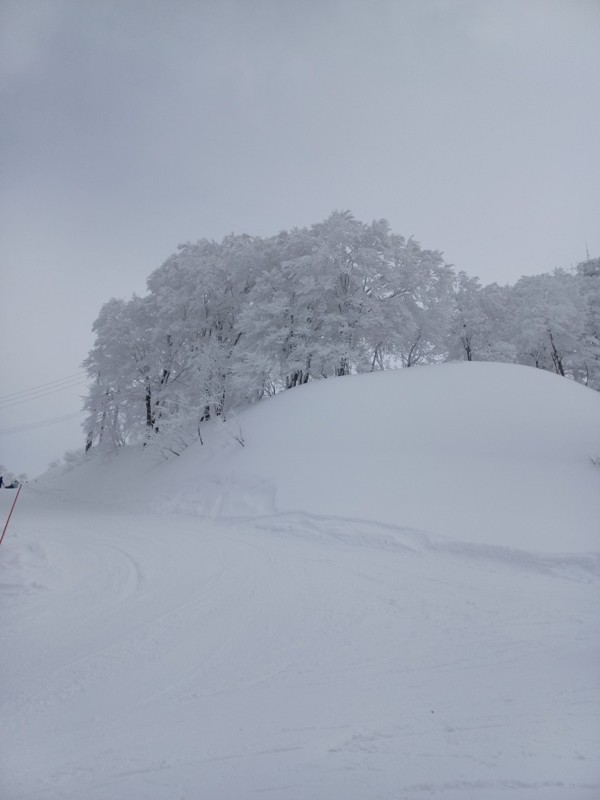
335, 358, 350, 376
548, 330, 565, 376
145, 387, 154, 430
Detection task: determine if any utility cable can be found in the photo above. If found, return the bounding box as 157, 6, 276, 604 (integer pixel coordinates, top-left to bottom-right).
0, 411, 85, 437
0, 377, 89, 410
0, 372, 88, 403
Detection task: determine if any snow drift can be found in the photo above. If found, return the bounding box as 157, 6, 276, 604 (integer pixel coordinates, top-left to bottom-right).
40, 361, 600, 552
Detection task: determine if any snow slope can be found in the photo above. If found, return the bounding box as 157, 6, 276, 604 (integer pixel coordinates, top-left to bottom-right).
1, 362, 599, 799
38, 362, 600, 552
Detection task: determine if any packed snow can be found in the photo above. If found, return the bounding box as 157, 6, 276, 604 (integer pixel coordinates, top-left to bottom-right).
1, 362, 599, 799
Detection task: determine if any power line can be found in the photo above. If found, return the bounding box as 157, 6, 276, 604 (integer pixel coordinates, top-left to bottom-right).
0, 377, 89, 411
0, 411, 85, 437
0, 372, 88, 403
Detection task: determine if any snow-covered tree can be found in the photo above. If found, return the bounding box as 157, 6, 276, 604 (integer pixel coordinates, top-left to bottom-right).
576, 257, 600, 388
237, 213, 453, 385
83, 293, 173, 449
382, 236, 453, 368
236, 212, 392, 389
509, 270, 587, 379
81, 212, 598, 459
140, 233, 262, 448
446, 274, 514, 363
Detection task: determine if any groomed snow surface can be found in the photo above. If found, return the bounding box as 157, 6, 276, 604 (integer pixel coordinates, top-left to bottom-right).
1, 362, 599, 799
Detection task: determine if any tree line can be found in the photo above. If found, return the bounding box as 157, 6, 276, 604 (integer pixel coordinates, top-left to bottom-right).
82, 211, 600, 456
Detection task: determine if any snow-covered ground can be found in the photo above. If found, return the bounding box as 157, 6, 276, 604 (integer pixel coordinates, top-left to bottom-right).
1, 363, 599, 799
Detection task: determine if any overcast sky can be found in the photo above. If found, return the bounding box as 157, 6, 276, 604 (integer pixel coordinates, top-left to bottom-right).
1, 0, 598, 478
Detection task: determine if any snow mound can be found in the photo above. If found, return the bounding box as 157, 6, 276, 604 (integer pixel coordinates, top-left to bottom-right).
37, 362, 600, 553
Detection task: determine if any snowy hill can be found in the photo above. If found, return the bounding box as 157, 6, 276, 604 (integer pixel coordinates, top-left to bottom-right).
39, 361, 600, 552
2, 362, 599, 799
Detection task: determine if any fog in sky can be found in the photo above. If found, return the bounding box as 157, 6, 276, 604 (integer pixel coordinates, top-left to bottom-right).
1, 0, 599, 478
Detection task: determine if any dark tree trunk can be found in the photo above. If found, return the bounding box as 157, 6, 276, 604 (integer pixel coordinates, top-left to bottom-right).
335, 358, 350, 377
548, 330, 565, 376
145, 387, 154, 430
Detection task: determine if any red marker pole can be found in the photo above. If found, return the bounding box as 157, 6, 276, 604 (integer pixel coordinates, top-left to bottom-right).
0, 484, 23, 547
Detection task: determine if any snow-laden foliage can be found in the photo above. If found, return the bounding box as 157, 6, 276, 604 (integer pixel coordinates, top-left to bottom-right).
0, 464, 27, 486
81, 213, 600, 455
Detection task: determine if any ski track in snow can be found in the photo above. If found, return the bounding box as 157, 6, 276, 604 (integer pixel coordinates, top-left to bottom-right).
1, 493, 599, 800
